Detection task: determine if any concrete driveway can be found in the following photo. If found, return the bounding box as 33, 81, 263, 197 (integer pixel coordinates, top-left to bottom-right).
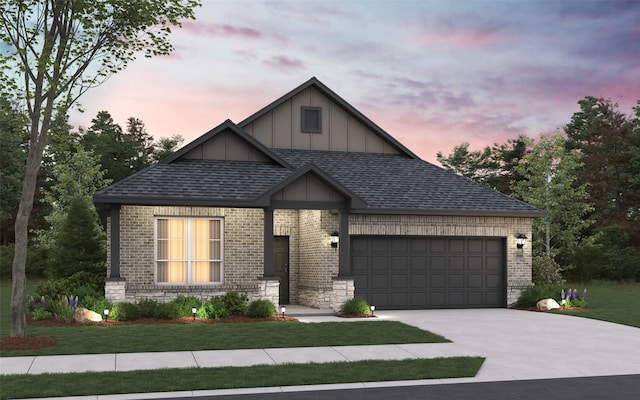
377, 308, 640, 382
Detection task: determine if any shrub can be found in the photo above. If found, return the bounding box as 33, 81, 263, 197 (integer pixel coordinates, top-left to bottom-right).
135, 298, 181, 319
81, 296, 112, 316
245, 299, 276, 318
49, 297, 77, 323
216, 291, 248, 315
172, 295, 203, 318
341, 297, 371, 315
197, 299, 229, 319
30, 309, 53, 321
515, 285, 564, 307
532, 256, 568, 286
110, 302, 140, 321
33, 271, 104, 301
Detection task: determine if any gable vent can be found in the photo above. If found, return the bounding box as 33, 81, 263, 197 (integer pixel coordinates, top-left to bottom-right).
301, 106, 322, 133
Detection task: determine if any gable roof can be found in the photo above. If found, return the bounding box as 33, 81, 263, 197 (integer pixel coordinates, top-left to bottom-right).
94, 78, 543, 218
238, 77, 419, 159
161, 119, 292, 168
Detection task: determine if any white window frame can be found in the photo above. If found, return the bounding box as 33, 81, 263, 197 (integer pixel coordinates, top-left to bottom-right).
154, 217, 224, 285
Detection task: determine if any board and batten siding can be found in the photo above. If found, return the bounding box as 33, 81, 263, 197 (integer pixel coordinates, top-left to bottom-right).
242, 86, 400, 154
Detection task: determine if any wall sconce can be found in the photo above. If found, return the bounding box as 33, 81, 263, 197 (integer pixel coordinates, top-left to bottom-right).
331, 231, 339, 250
192, 307, 197, 321
103, 308, 109, 322
281, 306, 286, 319
516, 234, 527, 249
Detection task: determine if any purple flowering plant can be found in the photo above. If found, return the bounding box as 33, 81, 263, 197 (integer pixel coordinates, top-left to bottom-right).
560, 288, 588, 308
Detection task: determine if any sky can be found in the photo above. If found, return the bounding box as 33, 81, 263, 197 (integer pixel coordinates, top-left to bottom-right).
71, 0, 640, 164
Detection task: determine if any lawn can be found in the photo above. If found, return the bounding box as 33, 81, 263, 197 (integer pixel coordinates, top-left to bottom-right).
0, 281, 482, 399
552, 281, 640, 328
0, 357, 485, 400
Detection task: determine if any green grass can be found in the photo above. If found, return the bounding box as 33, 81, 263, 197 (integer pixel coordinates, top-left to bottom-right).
551, 281, 640, 328
1, 320, 449, 357
0, 357, 485, 400
1, 281, 447, 357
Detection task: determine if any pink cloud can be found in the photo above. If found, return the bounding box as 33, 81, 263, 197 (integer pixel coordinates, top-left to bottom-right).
413, 30, 506, 48
263, 56, 305, 70
181, 21, 261, 39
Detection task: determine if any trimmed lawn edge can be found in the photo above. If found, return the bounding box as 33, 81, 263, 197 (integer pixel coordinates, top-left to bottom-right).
0, 357, 484, 399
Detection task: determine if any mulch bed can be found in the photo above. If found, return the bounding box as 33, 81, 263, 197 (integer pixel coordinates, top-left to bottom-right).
0, 314, 298, 352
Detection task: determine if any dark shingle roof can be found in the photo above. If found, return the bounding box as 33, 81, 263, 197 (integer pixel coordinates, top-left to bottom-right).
273, 150, 540, 214
94, 149, 541, 217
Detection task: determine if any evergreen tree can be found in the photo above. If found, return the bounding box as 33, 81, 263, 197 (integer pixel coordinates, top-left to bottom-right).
53, 195, 106, 278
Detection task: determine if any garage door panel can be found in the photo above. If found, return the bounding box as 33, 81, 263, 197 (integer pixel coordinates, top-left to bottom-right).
468, 274, 483, 288
468, 256, 483, 270
448, 292, 464, 306
391, 274, 408, 288
371, 274, 388, 288
391, 292, 408, 307
411, 275, 426, 288
411, 256, 427, 270
391, 256, 408, 270
430, 274, 445, 288
352, 236, 505, 309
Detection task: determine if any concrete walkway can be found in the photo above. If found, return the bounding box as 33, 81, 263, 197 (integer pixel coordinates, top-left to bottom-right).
2, 308, 640, 399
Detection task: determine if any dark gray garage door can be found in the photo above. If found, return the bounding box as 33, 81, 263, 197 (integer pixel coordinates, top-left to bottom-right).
352, 237, 505, 309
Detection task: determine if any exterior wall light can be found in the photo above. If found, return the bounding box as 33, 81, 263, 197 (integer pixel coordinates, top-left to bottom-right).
516, 234, 527, 249
331, 231, 339, 249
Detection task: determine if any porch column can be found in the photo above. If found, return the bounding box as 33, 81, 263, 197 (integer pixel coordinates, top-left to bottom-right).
105, 205, 125, 304
109, 205, 121, 278
338, 209, 351, 276
263, 207, 275, 277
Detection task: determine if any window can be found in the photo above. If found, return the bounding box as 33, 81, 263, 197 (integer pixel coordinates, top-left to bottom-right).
301, 106, 322, 133
156, 218, 223, 284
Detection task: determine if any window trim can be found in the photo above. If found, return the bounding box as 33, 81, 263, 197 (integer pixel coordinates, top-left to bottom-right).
154, 217, 224, 286
301, 106, 322, 133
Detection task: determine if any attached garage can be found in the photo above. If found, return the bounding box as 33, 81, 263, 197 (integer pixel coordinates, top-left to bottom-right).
352, 236, 506, 309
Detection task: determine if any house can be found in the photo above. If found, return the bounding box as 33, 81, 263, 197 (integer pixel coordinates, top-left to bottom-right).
94, 77, 541, 311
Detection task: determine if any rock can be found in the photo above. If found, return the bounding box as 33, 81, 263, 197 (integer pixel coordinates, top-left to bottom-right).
536, 298, 561, 312
74, 307, 103, 323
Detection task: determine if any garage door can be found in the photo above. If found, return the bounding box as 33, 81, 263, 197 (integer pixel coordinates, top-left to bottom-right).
352, 237, 505, 309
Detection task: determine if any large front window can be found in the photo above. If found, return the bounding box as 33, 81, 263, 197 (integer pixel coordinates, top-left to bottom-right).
156, 218, 223, 284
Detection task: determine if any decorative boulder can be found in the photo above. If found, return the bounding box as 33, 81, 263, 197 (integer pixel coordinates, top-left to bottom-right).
74, 307, 103, 323
536, 298, 561, 312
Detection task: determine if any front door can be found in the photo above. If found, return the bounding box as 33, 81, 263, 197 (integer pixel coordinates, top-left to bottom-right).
274, 236, 290, 304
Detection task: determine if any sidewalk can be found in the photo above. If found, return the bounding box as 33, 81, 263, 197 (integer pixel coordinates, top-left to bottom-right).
2, 309, 640, 399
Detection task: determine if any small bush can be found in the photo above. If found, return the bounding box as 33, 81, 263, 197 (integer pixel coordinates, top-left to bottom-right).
79, 295, 112, 316
341, 297, 371, 315
197, 299, 230, 319
110, 302, 140, 321
515, 285, 563, 307
216, 291, 248, 315
245, 299, 276, 318
172, 295, 203, 317
135, 298, 181, 319
30, 309, 53, 321
532, 256, 568, 286
49, 298, 77, 323
33, 271, 104, 301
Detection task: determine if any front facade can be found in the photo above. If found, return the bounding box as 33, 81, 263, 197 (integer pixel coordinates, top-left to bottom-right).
95, 78, 541, 311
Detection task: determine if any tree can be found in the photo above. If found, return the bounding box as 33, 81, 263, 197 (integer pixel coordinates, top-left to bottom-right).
436, 143, 499, 187
565, 97, 640, 240
0, 98, 26, 244
436, 135, 531, 194
511, 133, 593, 261
0, 0, 200, 337
152, 134, 184, 161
